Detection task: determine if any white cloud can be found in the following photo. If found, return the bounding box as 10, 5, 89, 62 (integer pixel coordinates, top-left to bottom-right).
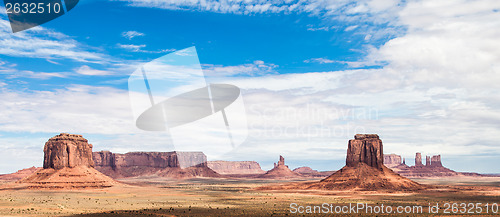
202, 60, 277, 77
121, 30, 145, 40
118, 43, 146, 52
118, 43, 176, 53
0, 17, 107, 63
1, 0, 500, 173
345, 25, 358, 31
75, 65, 114, 76
121, 0, 404, 25
307, 26, 331, 31
0, 85, 135, 134
363, 0, 500, 89
304, 57, 337, 64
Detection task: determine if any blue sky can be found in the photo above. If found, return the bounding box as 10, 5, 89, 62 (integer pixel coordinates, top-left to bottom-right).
1, 0, 500, 174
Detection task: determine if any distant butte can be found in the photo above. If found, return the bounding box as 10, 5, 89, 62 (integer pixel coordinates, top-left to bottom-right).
207, 161, 265, 175
384, 153, 485, 177
258, 155, 301, 179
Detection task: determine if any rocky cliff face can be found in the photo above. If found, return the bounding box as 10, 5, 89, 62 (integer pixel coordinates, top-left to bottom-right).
346, 134, 383, 169
384, 154, 402, 166
415, 152, 423, 167
93, 151, 115, 168
431, 155, 442, 167
93, 151, 206, 169
207, 161, 265, 175
92, 151, 215, 178
14, 133, 116, 189
43, 133, 94, 170
273, 155, 286, 168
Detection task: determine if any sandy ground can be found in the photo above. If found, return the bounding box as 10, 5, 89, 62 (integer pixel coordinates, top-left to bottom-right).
0, 176, 499, 216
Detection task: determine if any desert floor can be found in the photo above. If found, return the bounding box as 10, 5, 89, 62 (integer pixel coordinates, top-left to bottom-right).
0, 176, 500, 216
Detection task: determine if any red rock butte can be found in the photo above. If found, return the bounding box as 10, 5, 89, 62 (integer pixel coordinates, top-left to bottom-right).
384, 152, 476, 177
15, 133, 116, 189
44, 133, 94, 169
307, 134, 423, 191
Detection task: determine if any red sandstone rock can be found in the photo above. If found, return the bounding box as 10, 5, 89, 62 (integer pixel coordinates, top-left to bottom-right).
346, 134, 384, 169
415, 152, 423, 167
207, 161, 265, 175
309, 134, 423, 191
12, 134, 116, 189
385, 153, 479, 177
258, 155, 300, 179
431, 155, 442, 167
293, 167, 318, 174
384, 154, 402, 167
43, 133, 94, 169
0, 167, 41, 181
92, 151, 218, 179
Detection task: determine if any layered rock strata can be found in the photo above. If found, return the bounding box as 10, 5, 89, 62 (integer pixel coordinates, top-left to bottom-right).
207, 161, 265, 175
93, 151, 219, 179
307, 134, 423, 191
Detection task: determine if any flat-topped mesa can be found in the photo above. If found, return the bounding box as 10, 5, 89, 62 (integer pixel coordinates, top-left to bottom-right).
43, 133, 94, 170
93, 151, 207, 169
415, 152, 423, 167
207, 161, 265, 175
384, 154, 402, 166
354, 134, 379, 140
346, 134, 383, 169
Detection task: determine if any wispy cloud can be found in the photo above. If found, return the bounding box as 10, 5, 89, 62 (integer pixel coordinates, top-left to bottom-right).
117, 43, 175, 53
304, 58, 337, 64
121, 30, 145, 40
75, 65, 114, 76
0, 17, 107, 63
119, 0, 406, 46
202, 60, 277, 77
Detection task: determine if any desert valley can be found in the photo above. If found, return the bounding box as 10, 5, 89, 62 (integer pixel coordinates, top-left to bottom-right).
0, 133, 499, 216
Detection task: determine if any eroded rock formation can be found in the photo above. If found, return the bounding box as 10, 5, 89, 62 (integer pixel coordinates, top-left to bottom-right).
15, 134, 116, 189
346, 134, 383, 169
207, 161, 265, 175
258, 155, 300, 179
384, 154, 402, 167
431, 155, 442, 167
415, 152, 423, 167
306, 134, 423, 191
386, 153, 462, 177
43, 133, 94, 169
93, 151, 218, 179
